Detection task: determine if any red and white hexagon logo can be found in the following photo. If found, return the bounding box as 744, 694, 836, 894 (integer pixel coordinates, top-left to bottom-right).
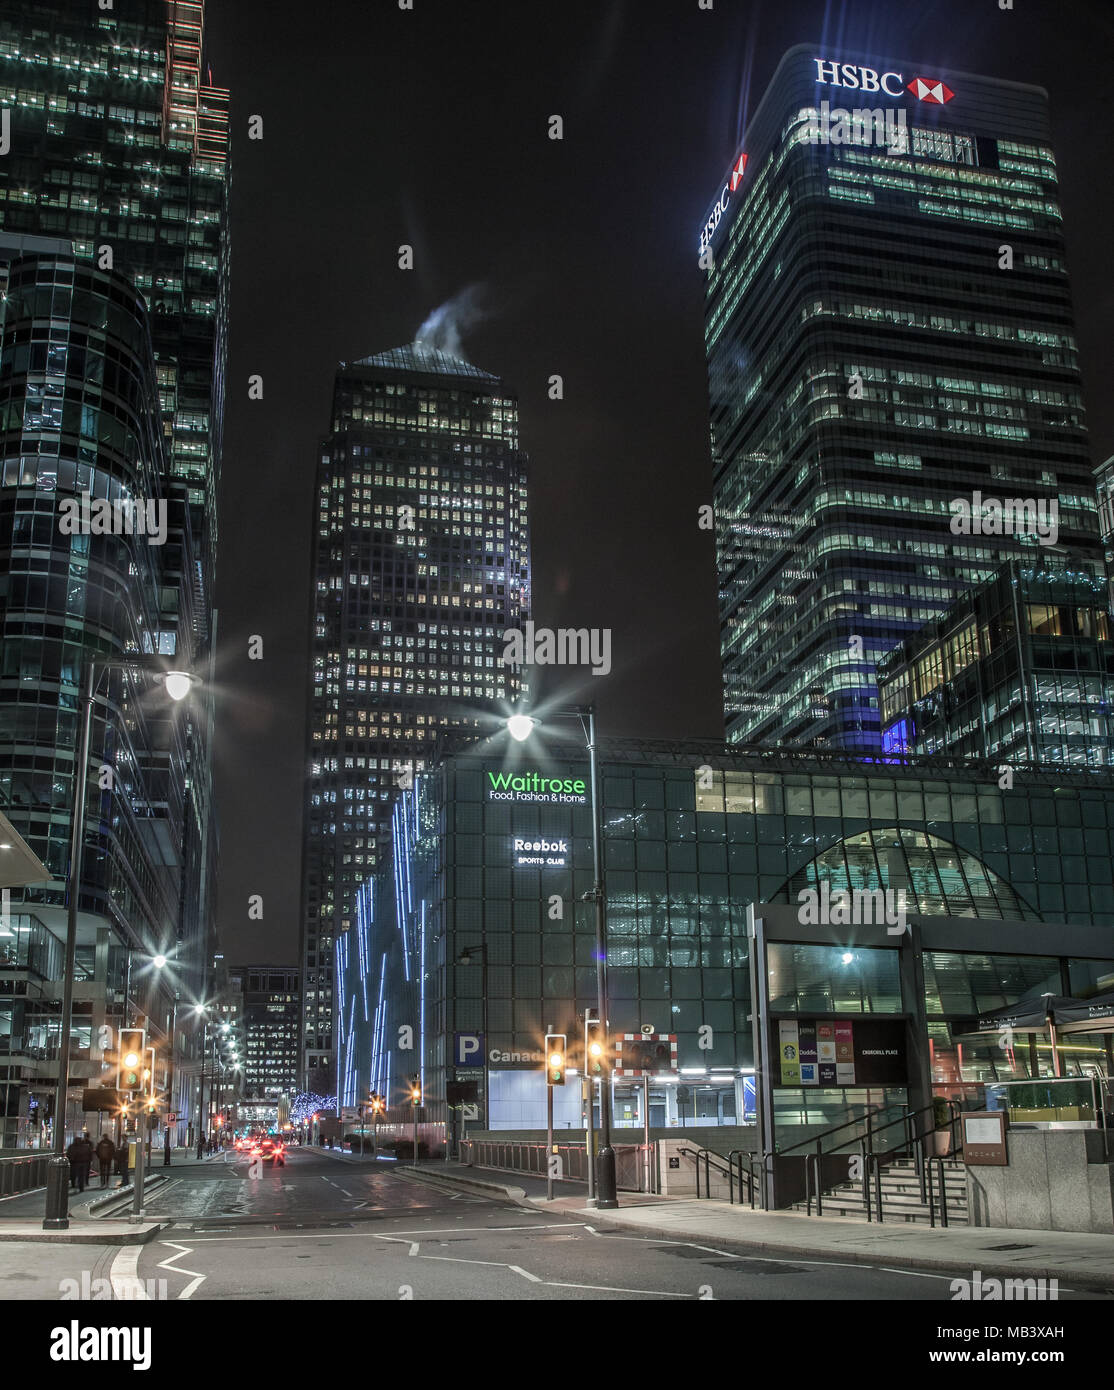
728, 153, 748, 192
907, 77, 955, 104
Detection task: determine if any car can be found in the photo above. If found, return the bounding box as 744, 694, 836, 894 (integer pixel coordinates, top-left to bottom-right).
247, 1136, 286, 1166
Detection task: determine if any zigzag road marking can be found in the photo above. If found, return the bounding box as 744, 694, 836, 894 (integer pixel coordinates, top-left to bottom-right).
156, 1241, 207, 1300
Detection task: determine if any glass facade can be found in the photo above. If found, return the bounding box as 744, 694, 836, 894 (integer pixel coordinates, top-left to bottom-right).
703, 46, 1103, 753
336, 742, 1114, 1139
301, 343, 531, 1091
879, 562, 1114, 765
237, 966, 301, 1102
0, 1, 230, 1146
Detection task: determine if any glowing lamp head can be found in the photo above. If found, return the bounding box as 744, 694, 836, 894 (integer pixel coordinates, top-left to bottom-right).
588, 1041, 602, 1058
123, 1051, 140, 1069
163, 670, 194, 702
152, 954, 167, 969
549, 1051, 563, 1069
506, 713, 537, 742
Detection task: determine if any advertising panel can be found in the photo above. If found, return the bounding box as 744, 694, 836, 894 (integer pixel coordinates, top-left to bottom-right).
778, 1020, 801, 1085
773, 1018, 908, 1088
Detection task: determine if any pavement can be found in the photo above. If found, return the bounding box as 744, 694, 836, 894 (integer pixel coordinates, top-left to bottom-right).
0, 1150, 195, 1244
396, 1158, 1114, 1292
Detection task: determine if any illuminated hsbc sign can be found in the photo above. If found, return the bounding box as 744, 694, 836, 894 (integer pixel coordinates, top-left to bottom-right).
698, 151, 747, 253
813, 57, 955, 104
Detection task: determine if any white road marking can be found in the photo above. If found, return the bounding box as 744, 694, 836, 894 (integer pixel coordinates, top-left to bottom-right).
109, 1245, 148, 1300
581, 1225, 957, 1279
185, 1221, 590, 1244
415, 1252, 690, 1297
544, 1278, 692, 1297
156, 1241, 208, 1301
408, 1242, 419, 1256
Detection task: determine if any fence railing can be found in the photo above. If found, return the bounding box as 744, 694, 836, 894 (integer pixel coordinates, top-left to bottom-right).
461, 1139, 659, 1193
0, 1152, 53, 1198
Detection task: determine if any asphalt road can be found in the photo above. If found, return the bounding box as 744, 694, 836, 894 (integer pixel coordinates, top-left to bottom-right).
3, 1146, 1111, 1301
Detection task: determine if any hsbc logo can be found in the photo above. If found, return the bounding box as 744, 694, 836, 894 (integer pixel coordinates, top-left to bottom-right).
698, 152, 747, 254
813, 57, 955, 103
906, 76, 954, 105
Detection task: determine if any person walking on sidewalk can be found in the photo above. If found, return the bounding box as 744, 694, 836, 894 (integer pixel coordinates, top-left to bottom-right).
94, 1134, 115, 1187
115, 1135, 130, 1188
66, 1133, 93, 1192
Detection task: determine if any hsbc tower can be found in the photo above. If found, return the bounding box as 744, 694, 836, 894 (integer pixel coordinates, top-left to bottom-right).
700, 45, 1103, 752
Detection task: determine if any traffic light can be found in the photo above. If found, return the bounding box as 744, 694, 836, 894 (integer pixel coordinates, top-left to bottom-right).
585, 1018, 604, 1077
546, 1033, 566, 1086
409, 1077, 422, 1106
118, 1028, 145, 1094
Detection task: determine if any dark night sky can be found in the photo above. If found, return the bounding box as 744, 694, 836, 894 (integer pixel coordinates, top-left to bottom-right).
203, 0, 1114, 966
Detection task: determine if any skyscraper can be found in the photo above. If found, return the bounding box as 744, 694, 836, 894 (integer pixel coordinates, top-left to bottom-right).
0, 1, 229, 1141
702, 46, 1102, 753
299, 342, 530, 1090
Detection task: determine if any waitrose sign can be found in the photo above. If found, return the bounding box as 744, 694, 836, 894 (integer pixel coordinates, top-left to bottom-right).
486, 769, 587, 805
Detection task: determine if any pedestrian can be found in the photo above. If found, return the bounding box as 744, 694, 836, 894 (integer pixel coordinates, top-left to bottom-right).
115, 1134, 130, 1187
80, 1131, 94, 1190
196, 1131, 205, 1160
65, 1134, 80, 1189
94, 1134, 115, 1188
66, 1133, 93, 1193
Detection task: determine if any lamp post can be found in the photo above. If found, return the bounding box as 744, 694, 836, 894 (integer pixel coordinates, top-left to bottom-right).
43, 659, 196, 1230
151, 957, 178, 1163
506, 705, 618, 1209
455, 945, 487, 1157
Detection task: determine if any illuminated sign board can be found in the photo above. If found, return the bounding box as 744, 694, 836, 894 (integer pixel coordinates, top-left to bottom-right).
512, 836, 568, 868
775, 1017, 907, 1087
697, 151, 747, 254
486, 769, 587, 805
812, 57, 955, 104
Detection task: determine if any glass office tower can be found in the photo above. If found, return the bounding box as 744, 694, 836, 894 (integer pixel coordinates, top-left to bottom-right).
879, 562, 1114, 766
0, 0, 230, 1143
702, 46, 1102, 753
299, 342, 531, 1091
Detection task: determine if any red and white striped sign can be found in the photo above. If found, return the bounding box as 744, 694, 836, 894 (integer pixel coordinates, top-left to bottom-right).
613, 1033, 678, 1078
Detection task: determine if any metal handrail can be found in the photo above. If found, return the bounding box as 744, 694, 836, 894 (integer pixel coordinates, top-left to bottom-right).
726, 1148, 760, 1207
676, 1143, 743, 1202
927, 1153, 950, 1228
774, 1103, 891, 1157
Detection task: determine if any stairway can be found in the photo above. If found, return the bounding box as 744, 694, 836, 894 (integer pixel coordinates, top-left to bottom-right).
796, 1157, 969, 1226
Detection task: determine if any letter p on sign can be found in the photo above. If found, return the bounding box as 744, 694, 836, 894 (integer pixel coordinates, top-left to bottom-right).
455, 1032, 482, 1066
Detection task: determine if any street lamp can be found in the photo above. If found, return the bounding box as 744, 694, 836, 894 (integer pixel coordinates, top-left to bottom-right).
43, 656, 198, 1230
455, 945, 488, 1157
504, 705, 618, 1209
